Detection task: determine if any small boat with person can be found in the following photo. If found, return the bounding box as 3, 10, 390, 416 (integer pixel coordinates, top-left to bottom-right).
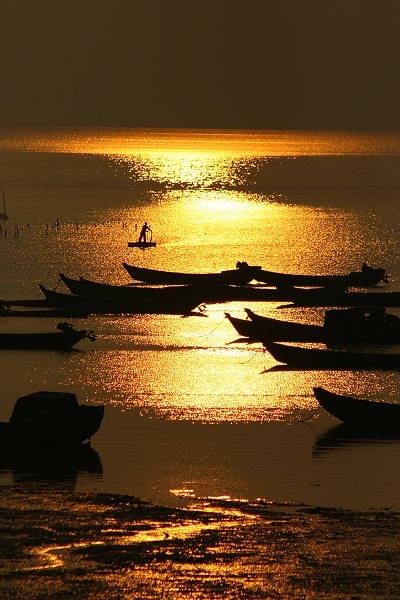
313, 386, 400, 426
128, 221, 156, 247
0, 390, 104, 446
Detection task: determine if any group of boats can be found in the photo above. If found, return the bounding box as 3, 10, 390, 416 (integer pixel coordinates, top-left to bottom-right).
3, 259, 400, 431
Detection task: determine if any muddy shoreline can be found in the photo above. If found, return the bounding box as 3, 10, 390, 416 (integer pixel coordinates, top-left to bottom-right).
1, 487, 400, 599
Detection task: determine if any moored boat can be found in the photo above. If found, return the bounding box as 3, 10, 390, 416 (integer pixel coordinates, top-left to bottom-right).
263, 340, 400, 370
38, 284, 205, 315
277, 285, 400, 307
0, 390, 104, 446
313, 386, 400, 426
122, 261, 262, 285
0, 300, 88, 318
255, 263, 387, 287
225, 306, 400, 344
0, 322, 96, 350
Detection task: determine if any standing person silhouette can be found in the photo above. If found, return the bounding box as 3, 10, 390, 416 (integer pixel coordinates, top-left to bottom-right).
138, 222, 151, 243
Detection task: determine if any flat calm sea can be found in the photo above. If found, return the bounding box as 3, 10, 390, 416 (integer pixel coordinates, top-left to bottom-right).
1, 128, 400, 511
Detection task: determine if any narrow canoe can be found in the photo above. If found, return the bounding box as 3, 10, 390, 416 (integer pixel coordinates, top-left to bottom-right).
313, 386, 400, 426
263, 340, 400, 370
122, 261, 262, 285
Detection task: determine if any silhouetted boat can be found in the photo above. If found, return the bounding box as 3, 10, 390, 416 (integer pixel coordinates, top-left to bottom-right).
59, 273, 289, 303
0, 322, 96, 350
122, 261, 262, 285
225, 306, 400, 344
255, 263, 387, 287
263, 340, 400, 370
0, 300, 88, 318
313, 386, 400, 426
38, 284, 205, 315
277, 285, 400, 307
127, 240, 157, 248
0, 390, 104, 446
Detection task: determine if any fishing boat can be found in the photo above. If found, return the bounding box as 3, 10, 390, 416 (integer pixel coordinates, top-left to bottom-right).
313, 386, 400, 426
0, 322, 96, 350
59, 272, 289, 303
0, 390, 104, 446
127, 240, 157, 248
225, 306, 400, 344
255, 263, 387, 287
122, 261, 262, 285
0, 300, 88, 318
277, 285, 400, 307
128, 223, 156, 247
38, 284, 205, 315
263, 340, 400, 370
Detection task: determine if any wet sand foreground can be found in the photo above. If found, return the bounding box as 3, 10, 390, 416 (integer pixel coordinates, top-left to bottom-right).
1, 488, 400, 599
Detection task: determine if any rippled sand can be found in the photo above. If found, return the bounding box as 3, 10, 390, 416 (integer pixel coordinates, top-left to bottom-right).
1, 488, 400, 599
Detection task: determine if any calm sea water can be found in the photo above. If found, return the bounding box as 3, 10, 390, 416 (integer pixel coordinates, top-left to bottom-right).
0, 128, 400, 510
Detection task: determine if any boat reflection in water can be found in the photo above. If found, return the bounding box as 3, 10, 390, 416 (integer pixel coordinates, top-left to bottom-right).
313, 423, 400, 458
0, 443, 103, 489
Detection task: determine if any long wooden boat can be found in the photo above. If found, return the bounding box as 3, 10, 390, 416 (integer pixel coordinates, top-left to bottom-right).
59, 273, 289, 304
122, 261, 262, 285
0, 390, 104, 446
0, 322, 96, 350
277, 285, 400, 307
263, 340, 400, 370
313, 386, 400, 426
38, 284, 204, 315
255, 264, 386, 287
0, 300, 88, 318
225, 306, 400, 344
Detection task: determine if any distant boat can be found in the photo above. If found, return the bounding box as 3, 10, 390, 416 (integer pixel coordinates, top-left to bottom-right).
128, 224, 156, 248
0, 190, 9, 220
128, 240, 157, 248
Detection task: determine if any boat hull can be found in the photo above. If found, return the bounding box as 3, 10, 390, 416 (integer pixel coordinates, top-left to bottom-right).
313, 387, 400, 426
122, 262, 262, 285
225, 308, 400, 344
263, 341, 400, 370
0, 329, 89, 350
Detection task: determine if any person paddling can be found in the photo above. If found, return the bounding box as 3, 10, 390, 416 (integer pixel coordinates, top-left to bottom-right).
138, 222, 151, 243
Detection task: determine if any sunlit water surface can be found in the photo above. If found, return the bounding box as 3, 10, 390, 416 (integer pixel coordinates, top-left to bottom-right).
0, 128, 400, 510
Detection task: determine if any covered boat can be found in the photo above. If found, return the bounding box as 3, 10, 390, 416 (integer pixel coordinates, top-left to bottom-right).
0, 322, 96, 350
0, 391, 104, 446
313, 386, 400, 426
122, 261, 262, 285
263, 340, 400, 370
225, 306, 400, 344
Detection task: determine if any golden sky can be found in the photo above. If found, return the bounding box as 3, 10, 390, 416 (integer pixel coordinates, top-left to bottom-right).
1, 0, 399, 130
